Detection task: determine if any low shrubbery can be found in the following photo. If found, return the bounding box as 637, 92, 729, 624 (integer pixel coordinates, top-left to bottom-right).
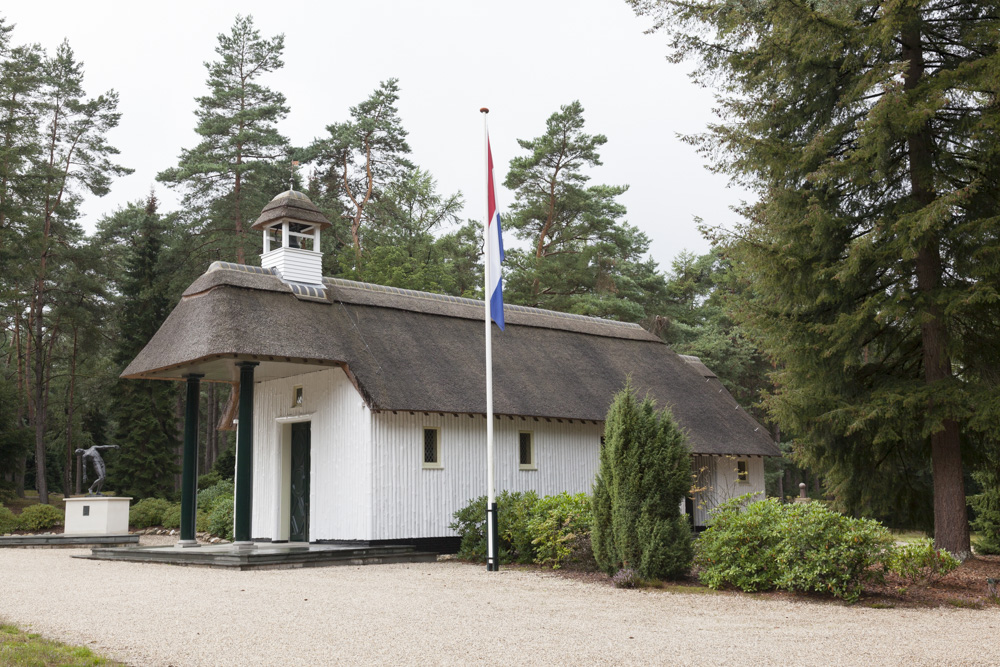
887, 539, 960, 581
206, 494, 234, 541
197, 479, 234, 510
130, 497, 172, 529
695, 495, 960, 602
450, 491, 593, 568
0, 506, 19, 533
16, 503, 63, 531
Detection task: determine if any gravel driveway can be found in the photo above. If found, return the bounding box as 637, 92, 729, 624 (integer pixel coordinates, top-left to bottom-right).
1, 545, 998, 666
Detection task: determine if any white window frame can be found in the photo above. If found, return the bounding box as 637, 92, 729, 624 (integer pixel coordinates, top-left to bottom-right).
518, 431, 536, 471
291, 385, 304, 408
422, 427, 442, 469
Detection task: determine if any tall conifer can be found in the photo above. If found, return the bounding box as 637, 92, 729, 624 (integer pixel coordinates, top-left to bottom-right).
108, 197, 178, 498
631, 0, 1000, 556
158, 14, 289, 266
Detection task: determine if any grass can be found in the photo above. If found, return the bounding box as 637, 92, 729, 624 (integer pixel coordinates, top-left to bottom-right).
890, 530, 930, 544
0, 622, 122, 666
3, 491, 67, 515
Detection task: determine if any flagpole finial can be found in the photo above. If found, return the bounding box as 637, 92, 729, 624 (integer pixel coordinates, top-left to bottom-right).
480, 107, 489, 114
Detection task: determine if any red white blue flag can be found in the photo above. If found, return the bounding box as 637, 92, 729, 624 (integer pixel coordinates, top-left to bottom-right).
487, 136, 505, 330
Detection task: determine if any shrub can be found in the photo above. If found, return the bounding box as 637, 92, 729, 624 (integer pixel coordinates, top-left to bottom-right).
612, 567, 639, 589
160, 503, 209, 532
593, 381, 693, 580
527, 492, 592, 568
450, 490, 538, 564
197, 480, 235, 512
887, 539, 960, 582
129, 498, 172, 529
17, 503, 63, 531
197, 471, 223, 490
695, 495, 894, 602
207, 494, 234, 540
0, 506, 18, 534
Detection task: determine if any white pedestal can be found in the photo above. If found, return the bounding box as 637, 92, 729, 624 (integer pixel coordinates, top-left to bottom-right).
64, 497, 132, 535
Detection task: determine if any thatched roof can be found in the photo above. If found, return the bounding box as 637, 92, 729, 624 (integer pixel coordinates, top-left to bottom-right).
122, 262, 778, 457
251, 190, 332, 231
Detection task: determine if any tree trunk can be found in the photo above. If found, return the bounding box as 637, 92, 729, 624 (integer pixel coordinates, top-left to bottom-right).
64, 328, 79, 497
902, 22, 970, 559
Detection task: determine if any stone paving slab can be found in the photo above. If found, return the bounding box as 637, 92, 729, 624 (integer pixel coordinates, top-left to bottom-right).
0, 533, 139, 548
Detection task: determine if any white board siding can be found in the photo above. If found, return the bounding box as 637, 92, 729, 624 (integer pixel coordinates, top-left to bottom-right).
371, 414, 602, 540
260, 247, 323, 285
691, 454, 766, 527
251, 367, 372, 541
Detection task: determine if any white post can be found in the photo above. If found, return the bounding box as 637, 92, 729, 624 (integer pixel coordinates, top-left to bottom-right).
263, 230, 270, 254
282, 221, 290, 249
481, 108, 498, 572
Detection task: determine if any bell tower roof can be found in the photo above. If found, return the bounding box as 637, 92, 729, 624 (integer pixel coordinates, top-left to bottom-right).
251, 190, 332, 231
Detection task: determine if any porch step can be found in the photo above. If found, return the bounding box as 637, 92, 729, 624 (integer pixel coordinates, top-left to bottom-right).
76, 542, 438, 570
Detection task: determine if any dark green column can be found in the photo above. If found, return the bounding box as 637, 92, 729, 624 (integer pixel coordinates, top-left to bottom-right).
179, 374, 203, 547
234, 361, 258, 545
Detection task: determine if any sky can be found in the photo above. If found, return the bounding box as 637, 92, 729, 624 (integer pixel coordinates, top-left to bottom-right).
4, 0, 749, 273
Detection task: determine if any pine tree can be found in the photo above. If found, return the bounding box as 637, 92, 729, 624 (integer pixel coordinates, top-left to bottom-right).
158, 14, 290, 266
503, 101, 665, 321
108, 197, 178, 498
592, 381, 693, 579
305, 78, 413, 275
630, 0, 1000, 557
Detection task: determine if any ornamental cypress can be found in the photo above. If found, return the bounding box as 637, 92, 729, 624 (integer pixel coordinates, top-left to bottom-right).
593, 380, 693, 580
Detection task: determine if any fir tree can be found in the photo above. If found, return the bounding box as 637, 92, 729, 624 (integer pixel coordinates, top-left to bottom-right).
593, 380, 693, 579
158, 14, 290, 266
630, 0, 1000, 557
108, 197, 178, 498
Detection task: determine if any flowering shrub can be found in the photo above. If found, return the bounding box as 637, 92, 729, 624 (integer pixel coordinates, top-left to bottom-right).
612, 568, 639, 589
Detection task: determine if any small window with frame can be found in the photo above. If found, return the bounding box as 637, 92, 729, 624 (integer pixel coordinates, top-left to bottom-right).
292, 385, 304, 408
519, 431, 536, 470
736, 459, 749, 484
422, 428, 442, 469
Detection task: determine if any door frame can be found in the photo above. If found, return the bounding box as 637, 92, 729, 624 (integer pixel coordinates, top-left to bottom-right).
274, 414, 313, 542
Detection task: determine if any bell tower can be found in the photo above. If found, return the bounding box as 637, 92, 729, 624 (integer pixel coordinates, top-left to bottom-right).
251, 190, 332, 287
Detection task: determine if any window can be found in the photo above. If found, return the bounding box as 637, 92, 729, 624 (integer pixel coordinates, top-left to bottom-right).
292, 386, 304, 408
519, 432, 535, 470
423, 428, 441, 469
737, 459, 749, 483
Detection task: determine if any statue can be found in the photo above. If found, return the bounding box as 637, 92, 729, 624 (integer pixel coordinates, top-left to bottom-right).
75, 445, 120, 496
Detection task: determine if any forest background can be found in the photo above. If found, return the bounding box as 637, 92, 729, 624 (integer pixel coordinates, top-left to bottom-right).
1, 2, 997, 557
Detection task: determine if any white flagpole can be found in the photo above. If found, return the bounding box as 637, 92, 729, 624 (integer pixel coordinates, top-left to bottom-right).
481, 107, 498, 572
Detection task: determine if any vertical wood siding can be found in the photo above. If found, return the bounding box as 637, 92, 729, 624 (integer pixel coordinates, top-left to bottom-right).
251, 367, 372, 541
370, 414, 602, 540
691, 454, 766, 527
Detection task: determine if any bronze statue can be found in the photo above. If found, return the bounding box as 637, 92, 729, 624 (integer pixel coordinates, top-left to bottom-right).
75, 445, 119, 496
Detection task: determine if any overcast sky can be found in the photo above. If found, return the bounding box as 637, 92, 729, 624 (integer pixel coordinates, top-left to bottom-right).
4, 0, 748, 272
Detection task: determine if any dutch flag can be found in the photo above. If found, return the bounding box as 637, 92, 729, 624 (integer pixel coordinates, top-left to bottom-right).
486, 136, 505, 330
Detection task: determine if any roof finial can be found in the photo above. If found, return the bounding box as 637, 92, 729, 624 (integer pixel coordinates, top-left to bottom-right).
289, 160, 300, 192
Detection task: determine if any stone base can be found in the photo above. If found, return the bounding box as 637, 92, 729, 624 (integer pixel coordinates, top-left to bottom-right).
64, 496, 132, 535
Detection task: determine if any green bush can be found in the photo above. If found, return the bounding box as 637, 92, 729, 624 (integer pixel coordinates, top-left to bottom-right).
207, 494, 234, 540
887, 539, 960, 581
17, 503, 63, 531
197, 471, 223, 490
197, 480, 235, 514
0, 506, 18, 534
696, 495, 894, 602
160, 503, 209, 532
450, 490, 538, 564
129, 498, 172, 529
593, 381, 693, 580
527, 492, 592, 568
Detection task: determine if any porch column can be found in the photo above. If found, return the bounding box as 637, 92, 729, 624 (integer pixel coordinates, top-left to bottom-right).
234, 361, 258, 545
179, 374, 203, 547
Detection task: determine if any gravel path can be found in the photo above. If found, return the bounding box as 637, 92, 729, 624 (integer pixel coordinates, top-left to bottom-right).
1, 545, 998, 666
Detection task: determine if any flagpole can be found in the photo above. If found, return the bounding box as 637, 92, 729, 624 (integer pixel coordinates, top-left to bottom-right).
481, 107, 499, 572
